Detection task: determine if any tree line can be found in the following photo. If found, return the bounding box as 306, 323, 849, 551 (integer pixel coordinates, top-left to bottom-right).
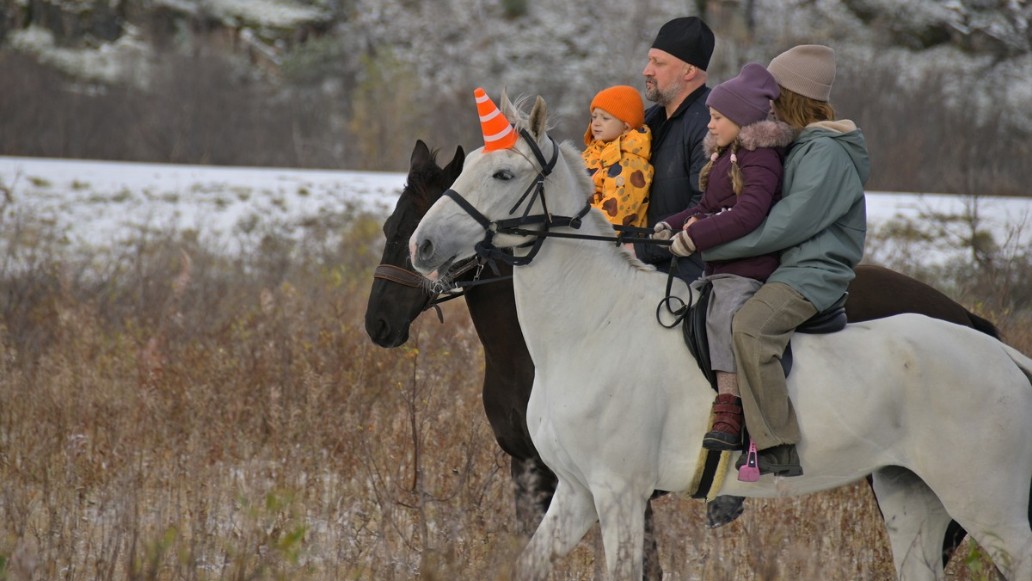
1, 28, 1030, 196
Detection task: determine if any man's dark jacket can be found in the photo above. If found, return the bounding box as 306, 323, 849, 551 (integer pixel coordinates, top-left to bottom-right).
635, 84, 710, 282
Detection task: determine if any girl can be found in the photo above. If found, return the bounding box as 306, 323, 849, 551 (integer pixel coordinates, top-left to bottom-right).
655, 63, 794, 452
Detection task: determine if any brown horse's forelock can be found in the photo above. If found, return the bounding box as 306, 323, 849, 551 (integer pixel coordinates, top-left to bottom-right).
406, 154, 451, 211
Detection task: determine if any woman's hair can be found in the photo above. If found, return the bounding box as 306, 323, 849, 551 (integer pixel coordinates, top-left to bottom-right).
772, 86, 836, 129
699, 141, 744, 195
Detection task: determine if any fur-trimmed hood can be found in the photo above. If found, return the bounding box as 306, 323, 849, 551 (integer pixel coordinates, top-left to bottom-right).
703, 119, 796, 156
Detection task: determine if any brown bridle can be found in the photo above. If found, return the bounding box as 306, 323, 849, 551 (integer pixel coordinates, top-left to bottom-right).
372, 264, 429, 288
371, 258, 485, 323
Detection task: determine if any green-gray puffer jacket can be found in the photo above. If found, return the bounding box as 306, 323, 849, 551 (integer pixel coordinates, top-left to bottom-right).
702, 119, 870, 312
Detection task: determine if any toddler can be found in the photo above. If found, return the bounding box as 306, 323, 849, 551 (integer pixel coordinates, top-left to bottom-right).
582, 85, 654, 228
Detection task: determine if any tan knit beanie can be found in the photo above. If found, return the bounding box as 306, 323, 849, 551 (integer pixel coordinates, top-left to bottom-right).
767, 45, 836, 102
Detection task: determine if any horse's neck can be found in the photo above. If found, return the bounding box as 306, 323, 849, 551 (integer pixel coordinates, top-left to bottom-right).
511, 212, 671, 354
463, 267, 527, 358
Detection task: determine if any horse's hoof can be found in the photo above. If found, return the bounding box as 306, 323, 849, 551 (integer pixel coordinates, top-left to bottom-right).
706, 495, 745, 528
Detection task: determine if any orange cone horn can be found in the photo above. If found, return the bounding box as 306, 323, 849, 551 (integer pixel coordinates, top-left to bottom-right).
475, 87, 518, 151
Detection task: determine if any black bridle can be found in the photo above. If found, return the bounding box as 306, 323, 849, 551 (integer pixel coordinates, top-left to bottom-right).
443, 128, 671, 269
387, 127, 683, 324
440, 128, 692, 329
442, 128, 577, 267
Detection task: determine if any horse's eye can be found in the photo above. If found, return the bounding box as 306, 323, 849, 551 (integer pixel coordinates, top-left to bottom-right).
493, 169, 514, 181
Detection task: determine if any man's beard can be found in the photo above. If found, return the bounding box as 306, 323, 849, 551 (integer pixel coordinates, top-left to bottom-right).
645, 77, 683, 106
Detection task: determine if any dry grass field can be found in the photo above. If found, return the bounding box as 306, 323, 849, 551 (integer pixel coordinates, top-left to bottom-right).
0, 204, 1028, 580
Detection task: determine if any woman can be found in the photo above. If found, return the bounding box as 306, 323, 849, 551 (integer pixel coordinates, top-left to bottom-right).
700, 44, 870, 476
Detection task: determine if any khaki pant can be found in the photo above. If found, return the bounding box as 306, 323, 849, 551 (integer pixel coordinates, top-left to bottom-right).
731, 282, 817, 450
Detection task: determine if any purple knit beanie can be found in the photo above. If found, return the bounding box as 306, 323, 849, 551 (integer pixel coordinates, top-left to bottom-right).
705, 63, 780, 127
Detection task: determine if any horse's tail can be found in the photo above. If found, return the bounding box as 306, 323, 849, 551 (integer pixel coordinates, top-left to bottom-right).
967, 311, 1001, 339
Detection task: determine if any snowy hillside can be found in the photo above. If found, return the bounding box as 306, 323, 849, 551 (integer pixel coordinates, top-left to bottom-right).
5, 0, 1032, 130
4, 0, 1032, 192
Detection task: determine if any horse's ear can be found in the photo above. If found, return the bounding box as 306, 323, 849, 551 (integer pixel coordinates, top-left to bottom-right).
529, 96, 548, 140
499, 89, 517, 123
444, 146, 465, 182
411, 140, 433, 167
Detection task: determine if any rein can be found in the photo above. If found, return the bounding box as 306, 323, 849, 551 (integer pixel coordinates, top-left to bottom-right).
503, 224, 673, 246
441, 125, 725, 502
445, 128, 672, 269
442, 127, 686, 328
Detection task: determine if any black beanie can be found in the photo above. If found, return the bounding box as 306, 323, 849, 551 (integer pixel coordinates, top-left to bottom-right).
651, 17, 715, 71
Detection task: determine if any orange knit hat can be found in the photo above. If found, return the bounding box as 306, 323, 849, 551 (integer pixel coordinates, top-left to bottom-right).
584, 85, 645, 144
475, 87, 518, 151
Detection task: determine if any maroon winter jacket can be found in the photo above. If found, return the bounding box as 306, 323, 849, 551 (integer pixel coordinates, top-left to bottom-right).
661, 120, 795, 281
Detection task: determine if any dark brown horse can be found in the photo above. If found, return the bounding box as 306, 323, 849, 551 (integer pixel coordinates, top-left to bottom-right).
365, 140, 1000, 575
365, 141, 556, 531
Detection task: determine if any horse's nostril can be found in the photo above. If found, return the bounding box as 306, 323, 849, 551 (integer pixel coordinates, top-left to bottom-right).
418, 239, 435, 262
365, 315, 388, 341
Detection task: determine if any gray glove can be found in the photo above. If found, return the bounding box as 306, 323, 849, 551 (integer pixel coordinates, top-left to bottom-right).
652, 222, 673, 241
670, 231, 697, 257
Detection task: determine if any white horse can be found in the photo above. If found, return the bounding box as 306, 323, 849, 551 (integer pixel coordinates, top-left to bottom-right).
409, 94, 1032, 580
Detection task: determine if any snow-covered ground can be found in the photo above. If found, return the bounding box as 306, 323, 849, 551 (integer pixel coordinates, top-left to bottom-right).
2, 155, 1030, 264
0, 155, 402, 254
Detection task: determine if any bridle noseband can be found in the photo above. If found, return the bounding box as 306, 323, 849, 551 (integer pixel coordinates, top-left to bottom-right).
372, 257, 498, 323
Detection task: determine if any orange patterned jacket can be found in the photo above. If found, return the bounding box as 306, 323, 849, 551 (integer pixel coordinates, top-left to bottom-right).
582, 126, 654, 228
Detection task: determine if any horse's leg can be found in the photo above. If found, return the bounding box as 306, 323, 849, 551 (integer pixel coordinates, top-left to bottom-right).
642, 498, 662, 581
516, 479, 597, 581
595, 488, 649, 580
957, 506, 1032, 579
706, 495, 745, 528
872, 466, 951, 580
938, 477, 1032, 580
864, 472, 964, 569
940, 520, 966, 569
512, 459, 660, 580
511, 456, 558, 535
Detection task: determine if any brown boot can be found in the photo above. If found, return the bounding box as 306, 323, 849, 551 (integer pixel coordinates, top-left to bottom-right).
703, 394, 744, 451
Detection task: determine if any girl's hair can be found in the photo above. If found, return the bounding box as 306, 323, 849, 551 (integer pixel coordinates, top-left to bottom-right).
772, 86, 836, 129
699, 140, 744, 195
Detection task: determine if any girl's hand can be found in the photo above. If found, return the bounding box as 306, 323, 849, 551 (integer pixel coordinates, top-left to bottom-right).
684, 216, 699, 230
670, 231, 696, 257
652, 222, 673, 241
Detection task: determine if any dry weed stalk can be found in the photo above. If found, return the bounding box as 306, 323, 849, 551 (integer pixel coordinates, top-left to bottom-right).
0, 207, 1023, 579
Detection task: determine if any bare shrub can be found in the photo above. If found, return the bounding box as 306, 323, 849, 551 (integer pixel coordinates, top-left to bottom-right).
0, 44, 353, 169
865, 192, 1032, 317
836, 62, 1031, 196
2, 192, 1027, 578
